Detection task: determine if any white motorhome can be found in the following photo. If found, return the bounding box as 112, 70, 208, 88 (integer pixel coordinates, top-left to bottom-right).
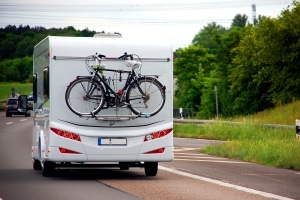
20, 34, 174, 177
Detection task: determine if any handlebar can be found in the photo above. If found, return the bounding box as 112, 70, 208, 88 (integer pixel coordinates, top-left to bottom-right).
95, 53, 106, 59
118, 52, 133, 60
94, 52, 136, 60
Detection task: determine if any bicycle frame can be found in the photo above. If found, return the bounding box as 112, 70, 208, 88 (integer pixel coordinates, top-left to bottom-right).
90, 67, 145, 108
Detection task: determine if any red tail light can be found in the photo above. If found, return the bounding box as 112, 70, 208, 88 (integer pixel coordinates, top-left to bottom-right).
144, 128, 172, 142
51, 127, 81, 142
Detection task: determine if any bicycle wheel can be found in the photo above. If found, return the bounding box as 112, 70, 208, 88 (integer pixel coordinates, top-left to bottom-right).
65, 77, 105, 116
126, 77, 166, 117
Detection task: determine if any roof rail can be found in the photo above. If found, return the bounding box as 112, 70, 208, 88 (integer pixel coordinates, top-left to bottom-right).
93, 32, 122, 38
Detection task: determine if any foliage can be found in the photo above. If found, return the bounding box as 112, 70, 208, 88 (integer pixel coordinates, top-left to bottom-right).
231, 14, 248, 28
174, 45, 215, 117
0, 25, 97, 82
192, 22, 227, 54
174, 1, 300, 118
0, 57, 32, 82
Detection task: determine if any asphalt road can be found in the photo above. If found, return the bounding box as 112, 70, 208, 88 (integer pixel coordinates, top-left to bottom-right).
0, 112, 299, 200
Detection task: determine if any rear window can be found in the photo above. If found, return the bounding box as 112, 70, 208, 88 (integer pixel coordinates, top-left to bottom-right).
7, 99, 18, 104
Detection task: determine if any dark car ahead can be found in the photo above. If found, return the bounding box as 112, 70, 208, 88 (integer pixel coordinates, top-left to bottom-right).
5, 98, 30, 117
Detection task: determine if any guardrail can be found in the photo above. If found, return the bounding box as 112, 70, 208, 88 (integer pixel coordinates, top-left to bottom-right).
173, 119, 295, 129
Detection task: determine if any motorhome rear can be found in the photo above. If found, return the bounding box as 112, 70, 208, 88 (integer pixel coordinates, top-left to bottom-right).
28, 34, 173, 177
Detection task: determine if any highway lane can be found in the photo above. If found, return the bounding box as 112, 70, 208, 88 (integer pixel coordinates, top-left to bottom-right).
0, 113, 141, 200
160, 138, 300, 199
0, 112, 298, 199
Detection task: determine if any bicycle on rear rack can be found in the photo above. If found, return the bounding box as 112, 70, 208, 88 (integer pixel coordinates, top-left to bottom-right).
65, 52, 166, 118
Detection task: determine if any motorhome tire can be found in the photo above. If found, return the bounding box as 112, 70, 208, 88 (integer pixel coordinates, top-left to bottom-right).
42, 161, 56, 177
33, 159, 42, 170
144, 162, 158, 176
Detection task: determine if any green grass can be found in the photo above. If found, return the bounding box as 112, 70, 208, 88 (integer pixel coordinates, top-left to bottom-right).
174, 123, 300, 170
228, 101, 300, 125
174, 102, 300, 170
0, 82, 32, 109
0, 82, 32, 99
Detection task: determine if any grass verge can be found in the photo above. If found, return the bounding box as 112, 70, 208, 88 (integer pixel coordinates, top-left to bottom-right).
0, 82, 32, 110
174, 122, 300, 170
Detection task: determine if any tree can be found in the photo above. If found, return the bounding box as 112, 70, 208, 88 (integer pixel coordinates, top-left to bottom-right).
174, 45, 215, 115
192, 22, 227, 53
230, 1, 300, 114
213, 26, 246, 116
231, 14, 248, 28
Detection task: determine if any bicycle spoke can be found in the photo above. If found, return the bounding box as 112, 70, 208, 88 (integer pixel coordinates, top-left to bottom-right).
127, 77, 165, 116
65, 78, 105, 116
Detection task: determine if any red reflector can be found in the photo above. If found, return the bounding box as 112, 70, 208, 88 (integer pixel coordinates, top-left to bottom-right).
144, 148, 165, 154
59, 147, 81, 154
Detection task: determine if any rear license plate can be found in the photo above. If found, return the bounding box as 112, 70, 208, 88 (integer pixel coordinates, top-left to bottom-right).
98, 138, 127, 146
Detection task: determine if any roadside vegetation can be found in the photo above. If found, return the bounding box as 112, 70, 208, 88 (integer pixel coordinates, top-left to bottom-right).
0, 82, 32, 110
174, 102, 300, 170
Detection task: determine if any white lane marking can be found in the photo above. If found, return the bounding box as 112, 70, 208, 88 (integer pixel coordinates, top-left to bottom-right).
20, 119, 27, 122
159, 165, 293, 200
6, 122, 13, 125
242, 173, 283, 176
174, 147, 199, 151
176, 155, 227, 159
174, 149, 245, 163
174, 158, 247, 164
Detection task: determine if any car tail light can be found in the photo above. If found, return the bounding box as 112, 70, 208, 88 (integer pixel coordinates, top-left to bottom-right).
50, 127, 81, 142
144, 128, 172, 142
143, 148, 165, 154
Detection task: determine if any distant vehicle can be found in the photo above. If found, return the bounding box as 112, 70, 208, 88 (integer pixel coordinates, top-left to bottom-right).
6, 98, 30, 117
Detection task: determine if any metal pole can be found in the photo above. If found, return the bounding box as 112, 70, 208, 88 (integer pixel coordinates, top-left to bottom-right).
214, 86, 219, 118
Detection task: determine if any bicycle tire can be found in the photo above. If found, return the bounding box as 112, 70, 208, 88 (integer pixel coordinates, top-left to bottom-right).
126, 77, 166, 117
65, 77, 105, 116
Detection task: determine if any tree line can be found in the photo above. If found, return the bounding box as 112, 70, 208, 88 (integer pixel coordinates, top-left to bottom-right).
0, 25, 96, 82
174, 1, 300, 118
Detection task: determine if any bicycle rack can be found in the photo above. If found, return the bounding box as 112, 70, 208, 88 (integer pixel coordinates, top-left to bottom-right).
80, 113, 150, 121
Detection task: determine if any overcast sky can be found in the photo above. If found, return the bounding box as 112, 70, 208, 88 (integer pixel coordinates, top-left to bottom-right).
0, 0, 294, 49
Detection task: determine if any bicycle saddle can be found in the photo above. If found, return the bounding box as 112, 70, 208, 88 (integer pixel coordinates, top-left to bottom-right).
125, 60, 141, 69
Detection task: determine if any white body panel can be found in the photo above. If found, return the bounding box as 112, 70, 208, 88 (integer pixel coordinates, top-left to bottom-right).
31, 36, 174, 164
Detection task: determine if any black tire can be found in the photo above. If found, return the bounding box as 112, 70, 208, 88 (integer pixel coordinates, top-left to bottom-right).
33, 159, 42, 170
42, 161, 56, 177
6, 111, 11, 117
65, 77, 105, 116
119, 162, 130, 170
144, 162, 158, 176
126, 77, 165, 117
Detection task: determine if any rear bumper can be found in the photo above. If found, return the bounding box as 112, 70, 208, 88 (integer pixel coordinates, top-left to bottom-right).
41, 134, 174, 163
